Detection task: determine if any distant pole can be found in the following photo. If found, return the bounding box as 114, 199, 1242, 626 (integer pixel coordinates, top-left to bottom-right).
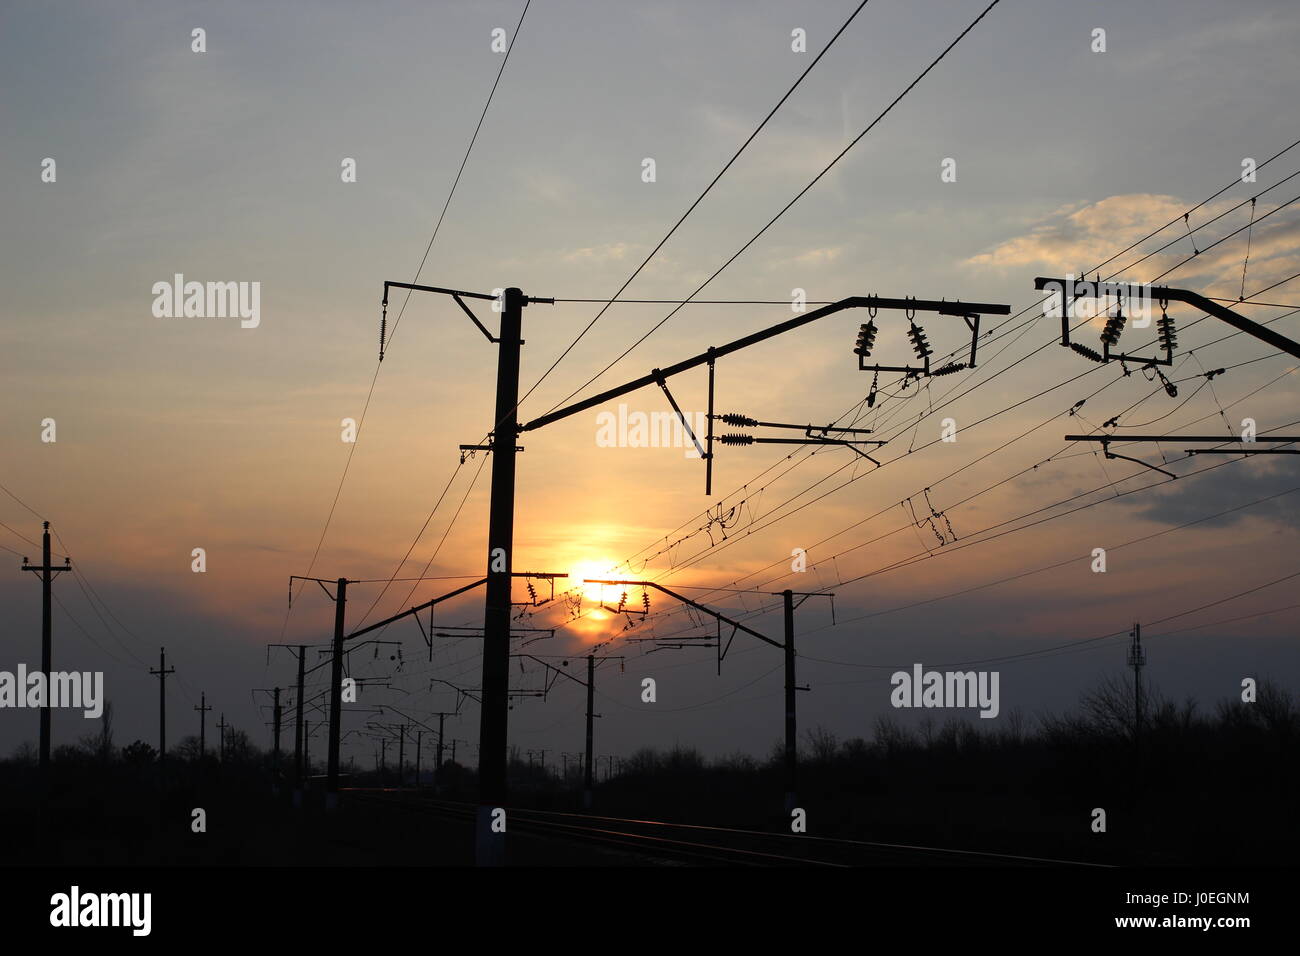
561, 753, 568, 777
783, 589, 797, 813
194, 692, 211, 757
272, 687, 282, 772
304, 719, 310, 776
216, 712, 228, 762
326, 577, 348, 805
584, 654, 595, 809
397, 725, 406, 787
294, 648, 306, 790
149, 647, 175, 761
380, 737, 387, 778
1129, 623, 1145, 747
450, 738, 458, 767
436, 712, 447, 787
415, 729, 422, 787
22, 521, 69, 778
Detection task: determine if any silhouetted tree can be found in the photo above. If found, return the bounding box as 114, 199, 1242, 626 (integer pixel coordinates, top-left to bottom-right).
172, 734, 203, 762
805, 724, 839, 763
78, 700, 115, 763
222, 728, 261, 764
121, 739, 157, 766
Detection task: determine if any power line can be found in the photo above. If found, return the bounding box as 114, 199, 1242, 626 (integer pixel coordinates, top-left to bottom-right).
801, 565, 1300, 673
284, 0, 533, 639
539, 0, 1004, 417
565, 146, 1300, 592
518, 0, 875, 405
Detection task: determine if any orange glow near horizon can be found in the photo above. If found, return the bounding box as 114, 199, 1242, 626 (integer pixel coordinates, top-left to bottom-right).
569, 559, 625, 604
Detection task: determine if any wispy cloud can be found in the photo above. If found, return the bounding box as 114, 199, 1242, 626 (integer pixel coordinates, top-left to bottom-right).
965, 193, 1300, 300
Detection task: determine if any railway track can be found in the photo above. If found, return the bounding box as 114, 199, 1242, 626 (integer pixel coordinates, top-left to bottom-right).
342, 789, 1112, 867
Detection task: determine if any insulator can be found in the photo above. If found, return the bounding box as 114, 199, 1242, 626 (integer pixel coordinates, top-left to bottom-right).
379, 309, 387, 361
720, 412, 758, 427
1100, 313, 1126, 347
718, 433, 755, 446
906, 322, 932, 359
854, 321, 878, 357
1157, 314, 1178, 352
930, 362, 968, 376
1069, 341, 1105, 363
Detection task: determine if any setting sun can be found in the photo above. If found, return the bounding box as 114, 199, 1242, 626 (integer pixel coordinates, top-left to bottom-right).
568, 559, 624, 605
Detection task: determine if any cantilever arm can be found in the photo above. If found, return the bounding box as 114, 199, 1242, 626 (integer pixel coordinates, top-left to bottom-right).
584, 579, 780, 649
1034, 277, 1300, 360
520, 295, 1010, 434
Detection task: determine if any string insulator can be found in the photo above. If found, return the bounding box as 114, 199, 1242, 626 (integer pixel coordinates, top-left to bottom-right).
1069, 342, 1105, 362
379, 306, 388, 362
930, 362, 968, 376
720, 412, 758, 427
906, 322, 932, 359
1157, 313, 1178, 352
718, 433, 755, 446
1100, 312, 1126, 347
854, 321, 878, 357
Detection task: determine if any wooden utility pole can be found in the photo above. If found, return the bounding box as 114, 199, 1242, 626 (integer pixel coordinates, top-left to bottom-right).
195, 692, 211, 757
149, 647, 175, 761
397, 724, 406, 787
272, 687, 282, 772
216, 712, 229, 762
21, 521, 69, 777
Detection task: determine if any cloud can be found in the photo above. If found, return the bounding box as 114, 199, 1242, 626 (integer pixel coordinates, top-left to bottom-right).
791, 246, 843, 266
966, 194, 1193, 271
563, 241, 637, 264
1126, 458, 1300, 530
964, 193, 1300, 303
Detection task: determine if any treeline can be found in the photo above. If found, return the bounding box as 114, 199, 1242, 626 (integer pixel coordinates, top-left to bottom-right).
2, 677, 1295, 864
594, 676, 1299, 864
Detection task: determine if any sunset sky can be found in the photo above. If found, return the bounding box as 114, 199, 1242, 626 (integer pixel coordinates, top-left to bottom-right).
2, 0, 1298, 768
